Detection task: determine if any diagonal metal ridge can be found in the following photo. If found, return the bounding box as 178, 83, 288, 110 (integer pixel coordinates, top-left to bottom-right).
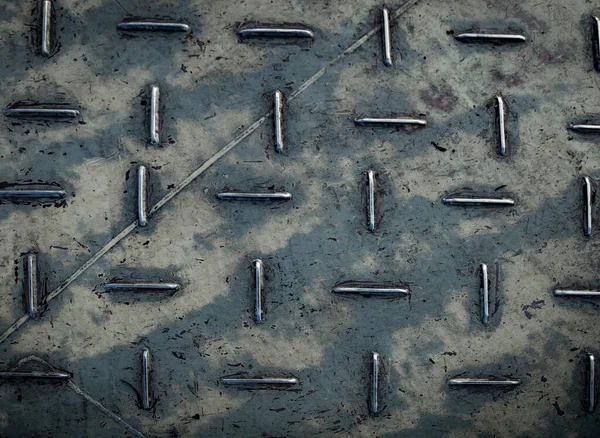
0, 0, 422, 345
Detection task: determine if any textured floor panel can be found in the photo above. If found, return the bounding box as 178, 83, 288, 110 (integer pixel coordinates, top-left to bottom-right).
0, 0, 599, 436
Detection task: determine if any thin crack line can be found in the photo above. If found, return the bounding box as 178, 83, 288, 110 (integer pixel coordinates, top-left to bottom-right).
113, 0, 129, 14
67, 380, 147, 438
0, 0, 421, 345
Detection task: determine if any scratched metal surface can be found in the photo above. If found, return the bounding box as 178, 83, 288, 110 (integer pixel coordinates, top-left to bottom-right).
0, 0, 599, 436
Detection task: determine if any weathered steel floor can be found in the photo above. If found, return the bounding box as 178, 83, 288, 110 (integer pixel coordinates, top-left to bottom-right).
0, 0, 599, 436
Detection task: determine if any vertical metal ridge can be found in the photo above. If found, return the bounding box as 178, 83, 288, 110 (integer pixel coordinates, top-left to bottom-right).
382, 8, 392, 66
25, 254, 39, 319
593, 16, 600, 72
41, 0, 52, 57
481, 263, 489, 326
371, 352, 380, 414
367, 170, 376, 232
253, 259, 264, 323
149, 86, 160, 145
138, 165, 148, 227
495, 95, 507, 156
589, 353, 596, 413
274, 90, 284, 153
141, 349, 151, 410
583, 176, 593, 237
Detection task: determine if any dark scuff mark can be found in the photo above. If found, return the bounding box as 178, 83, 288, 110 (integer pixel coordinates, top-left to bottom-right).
552, 401, 565, 416
432, 141, 447, 152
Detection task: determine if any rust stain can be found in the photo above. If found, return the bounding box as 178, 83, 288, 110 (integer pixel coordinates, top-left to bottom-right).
535, 42, 576, 65
420, 84, 458, 113
491, 68, 523, 86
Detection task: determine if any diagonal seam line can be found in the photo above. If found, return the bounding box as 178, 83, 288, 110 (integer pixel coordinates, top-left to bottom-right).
287, 0, 420, 101
0, 0, 421, 345
0, 356, 144, 437
67, 380, 147, 438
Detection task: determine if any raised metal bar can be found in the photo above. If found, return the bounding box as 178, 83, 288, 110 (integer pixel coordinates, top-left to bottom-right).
354, 117, 426, 126
0, 370, 71, 380
274, 90, 284, 153
141, 349, 151, 410
589, 353, 596, 413
4, 108, 79, 119
138, 165, 148, 227
149, 86, 160, 145
454, 33, 526, 43
0, 189, 65, 200
253, 259, 264, 323
448, 377, 521, 386
332, 284, 409, 296
481, 263, 489, 326
221, 377, 299, 385
41, 0, 52, 57
103, 283, 180, 292
583, 176, 593, 237
554, 289, 600, 297
367, 170, 376, 232
382, 8, 392, 67
443, 197, 515, 206
593, 16, 600, 72
216, 191, 292, 201
238, 27, 314, 39
495, 96, 507, 156
569, 124, 600, 133
25, 254, 39, 319
371, 352, 380, 414
117, 21, 191, 32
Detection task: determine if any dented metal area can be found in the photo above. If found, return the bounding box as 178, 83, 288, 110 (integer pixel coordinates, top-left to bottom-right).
0, 0, 599, 436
